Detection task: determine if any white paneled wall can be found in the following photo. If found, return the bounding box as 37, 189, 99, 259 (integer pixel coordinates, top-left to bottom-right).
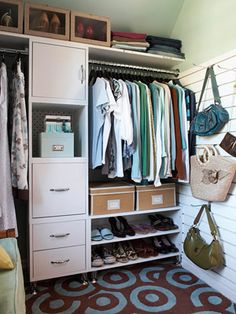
179, 49, 236, 303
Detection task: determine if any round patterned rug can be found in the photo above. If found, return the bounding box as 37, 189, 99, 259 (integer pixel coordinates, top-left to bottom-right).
26, 262, 236, 314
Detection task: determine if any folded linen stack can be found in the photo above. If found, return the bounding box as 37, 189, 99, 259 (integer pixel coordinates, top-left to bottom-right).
146, 35, 185, 59
111, 31, 149, 52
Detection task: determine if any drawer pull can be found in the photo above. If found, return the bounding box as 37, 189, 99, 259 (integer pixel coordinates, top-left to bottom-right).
50, 233, 70, 238
50, 188, 70, 192
51, 258, 70, 265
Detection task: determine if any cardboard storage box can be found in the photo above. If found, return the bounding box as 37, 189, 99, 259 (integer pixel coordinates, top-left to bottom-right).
0, 0, 23, 33
24, 2, 70, 40
90, 182, 135, 216
70, 11, 111, 47
136, 183, 176, 211
39, 132, 74, 158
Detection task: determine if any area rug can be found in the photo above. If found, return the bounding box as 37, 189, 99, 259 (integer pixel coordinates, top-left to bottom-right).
26, 262, 236, 314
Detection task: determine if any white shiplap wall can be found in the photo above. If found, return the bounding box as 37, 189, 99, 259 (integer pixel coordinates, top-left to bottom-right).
179, 49, 236, 303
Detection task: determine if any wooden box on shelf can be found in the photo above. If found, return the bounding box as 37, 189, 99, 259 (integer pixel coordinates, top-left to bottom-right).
90, 182, 135, 216
24, 2, 69, 40
136, 183, 176, 211
0, 0, 23, 33
71, 11, 110, 47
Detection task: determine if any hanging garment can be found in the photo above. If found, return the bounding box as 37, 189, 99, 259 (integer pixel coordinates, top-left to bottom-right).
90, 77, 108, 169
11, 60, 29, 199
0, 62, 17, 231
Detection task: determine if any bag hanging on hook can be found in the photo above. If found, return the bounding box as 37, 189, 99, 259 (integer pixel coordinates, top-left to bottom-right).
190, 65, 229, 136
183, 204, 224, 270
190, 145, 236, 201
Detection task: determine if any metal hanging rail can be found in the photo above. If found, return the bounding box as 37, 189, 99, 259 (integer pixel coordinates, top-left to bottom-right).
0, 47, 29, 55
89, 59, 179, 76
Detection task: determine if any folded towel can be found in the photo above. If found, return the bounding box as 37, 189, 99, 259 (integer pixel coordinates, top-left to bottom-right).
112, 35, 148, 43
112, 31, 146, 40
146, 35, 182, 49
112, 40, 149, 47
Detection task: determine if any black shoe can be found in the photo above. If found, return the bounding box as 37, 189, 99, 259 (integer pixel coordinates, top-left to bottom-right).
152, 236, 169, 254
160, 235, 179, 253
108, 217, 126, 238
117, 216, 135, 236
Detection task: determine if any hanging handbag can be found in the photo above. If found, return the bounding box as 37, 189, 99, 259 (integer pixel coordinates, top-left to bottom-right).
190, 145, 236, 201
190, 66, 229, 136
219, 132, 236, 157
184, 204, 224, 270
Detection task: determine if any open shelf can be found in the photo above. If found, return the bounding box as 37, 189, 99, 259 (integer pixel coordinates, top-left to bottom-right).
90, 206, 180, 219
91, 228, 180, 246
89, 252, 180, 272
88, 44, 184, 69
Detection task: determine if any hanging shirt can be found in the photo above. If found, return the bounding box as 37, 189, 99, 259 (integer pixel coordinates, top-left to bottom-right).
101, 78, 117, 164
11, 60, 29, 199
129, 82, 142, 183
136, 81, 150, 178
0, 62, 17, 231
90, 77, 109, 169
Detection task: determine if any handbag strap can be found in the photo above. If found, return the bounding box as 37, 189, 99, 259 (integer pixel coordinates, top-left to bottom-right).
193, 204, 218, 238
196, 65, 221, 113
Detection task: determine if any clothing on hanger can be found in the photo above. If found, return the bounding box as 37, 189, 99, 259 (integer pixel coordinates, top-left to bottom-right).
0, 61, 17, 231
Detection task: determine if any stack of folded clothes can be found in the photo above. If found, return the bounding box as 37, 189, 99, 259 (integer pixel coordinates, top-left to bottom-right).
111, 31, 150, 52
146, 35, 185, 59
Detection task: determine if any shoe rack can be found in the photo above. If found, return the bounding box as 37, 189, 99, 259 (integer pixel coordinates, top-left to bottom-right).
89, 206, 182, 271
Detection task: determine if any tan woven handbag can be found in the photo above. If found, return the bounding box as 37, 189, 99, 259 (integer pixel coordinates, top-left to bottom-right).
190, 145, 236, 201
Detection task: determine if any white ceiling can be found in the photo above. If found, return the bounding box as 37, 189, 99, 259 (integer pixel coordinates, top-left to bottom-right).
26, 0, 185, 37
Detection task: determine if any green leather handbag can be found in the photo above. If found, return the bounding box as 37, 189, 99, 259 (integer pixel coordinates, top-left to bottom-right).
184, 204, 224, 270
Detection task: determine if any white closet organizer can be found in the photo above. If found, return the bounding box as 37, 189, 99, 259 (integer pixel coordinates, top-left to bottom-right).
0, 30, 184, 283
89, 206, 182, 271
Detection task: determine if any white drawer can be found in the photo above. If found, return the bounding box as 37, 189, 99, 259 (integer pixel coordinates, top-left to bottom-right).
33, 220, 85, 250
32, 163, 87, 217
33, 246, 86, 280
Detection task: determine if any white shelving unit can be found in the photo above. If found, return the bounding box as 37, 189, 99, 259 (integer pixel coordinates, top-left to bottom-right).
0, 30, 184, 282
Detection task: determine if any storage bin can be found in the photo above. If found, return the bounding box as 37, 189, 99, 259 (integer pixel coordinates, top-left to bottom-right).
136, 183, 176, 211
90, 182, 135, 216
39, 132, 74, 158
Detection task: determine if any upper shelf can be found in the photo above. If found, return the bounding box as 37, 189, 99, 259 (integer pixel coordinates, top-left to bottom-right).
88, 44, 185, 70
0, 31, 185, 70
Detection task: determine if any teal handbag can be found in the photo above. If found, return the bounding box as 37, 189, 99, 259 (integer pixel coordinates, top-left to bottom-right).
190, 66, 229, 136
184, 204, 224, 270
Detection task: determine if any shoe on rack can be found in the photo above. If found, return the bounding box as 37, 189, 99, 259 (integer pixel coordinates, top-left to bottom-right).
148, 215, 170, 231
117, 216, 135, 236
160, 235, 179, 253
108, 217, 126, 238
155, 214, 178, 230
91, 248, 104, 267
99, 246, 116, 264
152, 237, 169, 254
132, 239, 149, 258
122, 241, 138, 260
112, 243, 129, 263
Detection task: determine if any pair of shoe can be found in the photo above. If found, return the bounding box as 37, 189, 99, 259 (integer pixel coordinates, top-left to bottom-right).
148, 214, 178, 231
109, 216, 135, 238
132, 239, 158, 258
112, 242, 138, 263
31, 12, 61, 34
91, 228, 113, 241
152, 235, 179, 254
91, 246, 116, 267
130, 223, 156, 234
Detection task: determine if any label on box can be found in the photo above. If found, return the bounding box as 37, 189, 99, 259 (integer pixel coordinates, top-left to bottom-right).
152, 195, 163, 205
107, 199, 120, 210
52, 145, 64, 152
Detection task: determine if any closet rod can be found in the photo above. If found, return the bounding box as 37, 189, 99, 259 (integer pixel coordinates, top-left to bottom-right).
0, 47, 29, 55
89, 59, 179, 76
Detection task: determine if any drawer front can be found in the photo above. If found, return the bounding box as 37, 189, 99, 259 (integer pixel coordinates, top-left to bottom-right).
33, 246, 86, 280
91, 192, 134, 215
32, 42, 87, 102
32, 163, 87, 217
137, 188, 176, 210
33, 220, 85, 250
